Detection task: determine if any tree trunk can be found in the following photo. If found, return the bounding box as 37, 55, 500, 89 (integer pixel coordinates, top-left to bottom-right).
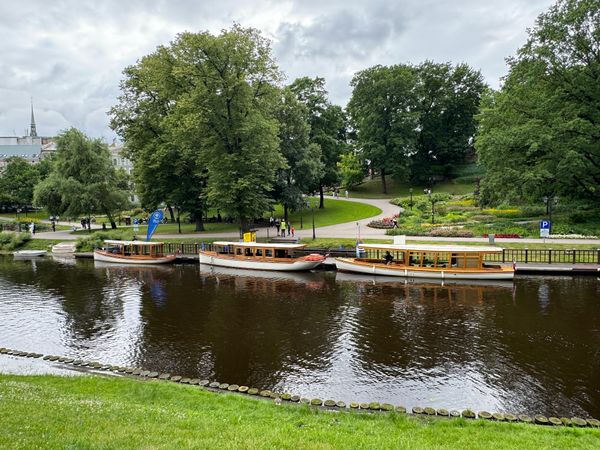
177, 212, 181, 234
319, 184, 325, 209
381, 167, 388, 194
194, 212, 205, 232
105, 211, 117, 229
167, 205, 175, 223
284, 203, 289, 224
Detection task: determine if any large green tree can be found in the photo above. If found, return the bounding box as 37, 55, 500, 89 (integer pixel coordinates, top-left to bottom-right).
348, 65, 418, 194
110, 44, 207, 231
476, 0, 600, 205
0, 157, 41, 210
290, 77, 346, 208
411, 62, 485, 183
33, 129, 130, 228
111, 25, 284, 231
273, 87, 323, 222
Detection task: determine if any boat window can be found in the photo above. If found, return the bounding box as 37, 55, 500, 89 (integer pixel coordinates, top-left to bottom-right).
244, 248, 253, 256
409, 252, 422, 266
436, 253, 450, 268
465, 255, 480, 268
255, 248, 263, 257
422, 252, 436, 267
236, 248, 243, 256
275, 249, 287, 258
265, 249, 273, 258
451, 253, 467, 268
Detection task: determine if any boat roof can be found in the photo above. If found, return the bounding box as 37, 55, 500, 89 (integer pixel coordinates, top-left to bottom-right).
213, 241, 306, 249
104, 240, 164, 246
358, 243, 502, 253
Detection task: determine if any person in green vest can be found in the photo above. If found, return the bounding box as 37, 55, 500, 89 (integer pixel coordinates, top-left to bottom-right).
280, 219, 286, 237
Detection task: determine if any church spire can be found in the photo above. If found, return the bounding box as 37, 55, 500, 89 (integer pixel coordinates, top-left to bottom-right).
30, 99, 37, 137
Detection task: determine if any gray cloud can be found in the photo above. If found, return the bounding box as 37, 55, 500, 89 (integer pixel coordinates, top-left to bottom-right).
0, 0, 554, 139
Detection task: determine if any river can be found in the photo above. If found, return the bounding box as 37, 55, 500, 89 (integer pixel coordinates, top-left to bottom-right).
0, 255, 598, 417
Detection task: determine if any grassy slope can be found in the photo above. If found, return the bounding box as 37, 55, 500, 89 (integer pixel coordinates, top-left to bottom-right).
0, 375, 598, 449
348, 177, 474, 199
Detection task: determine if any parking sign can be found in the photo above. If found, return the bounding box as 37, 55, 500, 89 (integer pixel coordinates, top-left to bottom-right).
540, 220, 551, 237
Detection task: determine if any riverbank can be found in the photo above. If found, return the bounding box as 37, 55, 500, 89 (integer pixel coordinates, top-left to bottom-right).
1, 374, 598, 449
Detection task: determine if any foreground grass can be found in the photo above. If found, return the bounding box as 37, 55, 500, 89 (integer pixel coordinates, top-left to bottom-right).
0, 375, 598, 449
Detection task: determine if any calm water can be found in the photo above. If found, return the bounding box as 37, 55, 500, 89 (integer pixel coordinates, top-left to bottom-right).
1, 255, 599, 417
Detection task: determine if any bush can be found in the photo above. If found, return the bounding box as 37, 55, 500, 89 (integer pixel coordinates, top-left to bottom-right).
428, 228, 474, 238
0, 232, 31, 251
76, 231, 128, 252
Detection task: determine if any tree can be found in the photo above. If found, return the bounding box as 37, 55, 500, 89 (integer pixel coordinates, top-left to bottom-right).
290, 77, 346, 208
111, 25, 285, 232
273, 87, 323, 223
411, 62, 485, 183
33, 129, 130, 228
476, 0, 600, 204
110, 44, 208, 231
0, 157, 40, 211
337, 152, 364, 189
348, 65, 418, 194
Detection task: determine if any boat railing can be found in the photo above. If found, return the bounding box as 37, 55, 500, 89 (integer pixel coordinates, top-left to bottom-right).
163, 243, 600, 264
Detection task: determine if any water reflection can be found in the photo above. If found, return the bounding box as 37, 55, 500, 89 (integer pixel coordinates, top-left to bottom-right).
0, 256, 599, 418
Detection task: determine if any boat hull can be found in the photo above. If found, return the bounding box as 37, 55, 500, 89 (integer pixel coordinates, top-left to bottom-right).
14, 250, 47, 257
93, 250, 176, 265
335, 258, 514, 280
199, 252, 323, 271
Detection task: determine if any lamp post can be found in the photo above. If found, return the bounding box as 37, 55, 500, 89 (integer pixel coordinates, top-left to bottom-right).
312, 200, 316, 240
542, 195, 559, 233
424, 188, 434, 224
409, 188, 413, 211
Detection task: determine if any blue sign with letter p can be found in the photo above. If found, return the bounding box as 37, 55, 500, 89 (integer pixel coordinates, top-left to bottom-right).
540, 220, 551, 229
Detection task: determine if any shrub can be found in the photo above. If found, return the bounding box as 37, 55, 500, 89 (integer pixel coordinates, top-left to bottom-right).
428, 228, 474, 238
0, 232, 31, 251
76, 230, 128, 252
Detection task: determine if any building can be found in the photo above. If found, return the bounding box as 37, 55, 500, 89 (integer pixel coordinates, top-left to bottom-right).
0, 104, 52, 170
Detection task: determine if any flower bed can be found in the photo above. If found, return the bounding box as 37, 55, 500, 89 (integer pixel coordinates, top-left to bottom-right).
547, 234, 598, 239
482, 233, 522, 239
367, 214, 399, 229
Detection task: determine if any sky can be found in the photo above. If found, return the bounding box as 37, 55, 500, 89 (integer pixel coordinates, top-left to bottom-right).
0, 0, 555, 141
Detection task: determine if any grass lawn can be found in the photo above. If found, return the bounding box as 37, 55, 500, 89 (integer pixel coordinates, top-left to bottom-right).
348, 177, 475, 199
273, 198, 381, 229
0, 375, 598, 449
71, 221, 239, 236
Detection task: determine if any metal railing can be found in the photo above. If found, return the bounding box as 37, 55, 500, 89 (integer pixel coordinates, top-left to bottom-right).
165, 243, 600, 264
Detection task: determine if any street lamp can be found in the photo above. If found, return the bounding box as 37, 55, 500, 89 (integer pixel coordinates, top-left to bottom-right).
424, 188, 435, 224
409, 188, 413, 211
312, 199, 316, 240
542, 195, 559, 233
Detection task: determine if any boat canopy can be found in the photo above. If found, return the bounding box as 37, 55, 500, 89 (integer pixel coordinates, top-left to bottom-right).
103, 240, 164, 246
213, 241, 306, 249
358, 244, 502, 254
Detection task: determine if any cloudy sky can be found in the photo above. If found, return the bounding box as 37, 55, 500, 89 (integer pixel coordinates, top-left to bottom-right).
0, 0, 554, 140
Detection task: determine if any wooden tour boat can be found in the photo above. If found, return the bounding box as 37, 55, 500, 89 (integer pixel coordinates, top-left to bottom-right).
93, 240, 176, 265
335, 244, 514, 280
199, 241, 326, 271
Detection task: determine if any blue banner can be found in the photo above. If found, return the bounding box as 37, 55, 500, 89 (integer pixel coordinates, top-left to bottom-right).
146, 210, 164, 241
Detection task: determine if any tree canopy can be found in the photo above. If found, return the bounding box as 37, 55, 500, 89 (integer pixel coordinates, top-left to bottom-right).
476, 0, 600, 205
0, 157, 41, 210
33, 129, 130, 227
111, 25, 285, 231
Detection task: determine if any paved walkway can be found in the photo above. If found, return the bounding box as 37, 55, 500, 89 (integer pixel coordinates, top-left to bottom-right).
22, 196, 600, 246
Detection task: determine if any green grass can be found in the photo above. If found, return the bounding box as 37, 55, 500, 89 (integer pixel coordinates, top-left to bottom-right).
71, 221, 239, 235
0, 375, 598, 449
272, 198, 381, 228
348, 177, 475, 198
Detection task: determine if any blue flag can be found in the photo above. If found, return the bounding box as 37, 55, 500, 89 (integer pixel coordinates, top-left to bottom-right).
146, 210, 164, 241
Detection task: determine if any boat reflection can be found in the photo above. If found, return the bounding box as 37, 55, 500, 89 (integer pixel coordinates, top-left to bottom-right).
335, 271, 514, 289
200, 265, 328, 287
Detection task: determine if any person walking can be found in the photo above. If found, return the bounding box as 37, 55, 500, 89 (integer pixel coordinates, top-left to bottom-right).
275, 219, 280, 236
51, 220, 56, 232
290, 225, 295, 237
280, 219, 286, 237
